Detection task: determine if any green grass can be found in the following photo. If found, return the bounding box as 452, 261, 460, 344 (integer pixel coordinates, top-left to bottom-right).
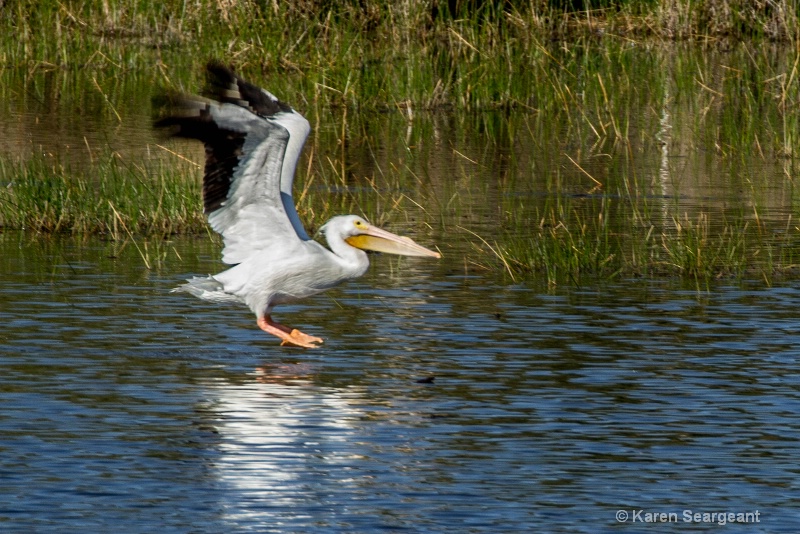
0, 152, 204, 237
463, 194, 800, 287
3, 1, 799, 109
4, 1, 800, 284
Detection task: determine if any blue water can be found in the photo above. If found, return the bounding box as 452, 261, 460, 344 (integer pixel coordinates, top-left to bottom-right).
1, 235, 799, 532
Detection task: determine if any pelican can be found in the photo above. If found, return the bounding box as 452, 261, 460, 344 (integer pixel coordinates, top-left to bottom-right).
155, 63, 440, 348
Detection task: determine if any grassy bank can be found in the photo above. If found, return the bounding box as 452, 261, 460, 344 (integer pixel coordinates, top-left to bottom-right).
0, 152, 204, 237
3, 1, 800, 284
467, 196, 800, 287
2, 1, 800, 109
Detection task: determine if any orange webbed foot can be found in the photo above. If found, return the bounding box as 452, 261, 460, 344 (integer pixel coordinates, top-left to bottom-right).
257, 315, 323, 349
279, 329, 324, 348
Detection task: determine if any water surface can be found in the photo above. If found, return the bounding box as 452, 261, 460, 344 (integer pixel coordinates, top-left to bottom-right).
1, 235, 799, 532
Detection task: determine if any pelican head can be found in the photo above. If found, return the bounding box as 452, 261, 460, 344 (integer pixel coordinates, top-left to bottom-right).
322, 215, 441, 258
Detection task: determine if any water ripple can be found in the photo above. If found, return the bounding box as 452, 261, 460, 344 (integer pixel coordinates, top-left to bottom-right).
0, 237, 798, 532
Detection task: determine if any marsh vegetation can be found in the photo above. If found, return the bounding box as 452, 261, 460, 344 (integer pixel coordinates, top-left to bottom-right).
3, 1, 800, 285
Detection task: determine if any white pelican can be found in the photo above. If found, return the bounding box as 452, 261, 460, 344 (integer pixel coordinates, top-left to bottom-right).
156, 63, 440, 348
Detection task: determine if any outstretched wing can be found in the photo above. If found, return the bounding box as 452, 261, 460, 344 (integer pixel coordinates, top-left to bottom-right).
154, 63, 311, 264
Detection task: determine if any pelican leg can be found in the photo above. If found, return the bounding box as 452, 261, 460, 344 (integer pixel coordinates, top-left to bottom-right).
257, 315, 323, 348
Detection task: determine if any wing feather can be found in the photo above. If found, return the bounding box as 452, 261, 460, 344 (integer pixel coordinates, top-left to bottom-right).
154, 64, 311, 264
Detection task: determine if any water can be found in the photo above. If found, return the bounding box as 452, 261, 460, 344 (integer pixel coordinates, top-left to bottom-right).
1, 234, 799, 532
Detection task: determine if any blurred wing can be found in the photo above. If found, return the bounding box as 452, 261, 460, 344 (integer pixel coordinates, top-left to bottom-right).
154, 63, 311, 264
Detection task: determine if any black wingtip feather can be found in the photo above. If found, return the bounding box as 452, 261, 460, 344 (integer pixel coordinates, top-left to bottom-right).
203, 61, 292, 118
152, 90, 246, 215
152, 61, 294, 216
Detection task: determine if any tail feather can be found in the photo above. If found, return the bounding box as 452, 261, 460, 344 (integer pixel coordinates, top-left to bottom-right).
173, 276, 240, 303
